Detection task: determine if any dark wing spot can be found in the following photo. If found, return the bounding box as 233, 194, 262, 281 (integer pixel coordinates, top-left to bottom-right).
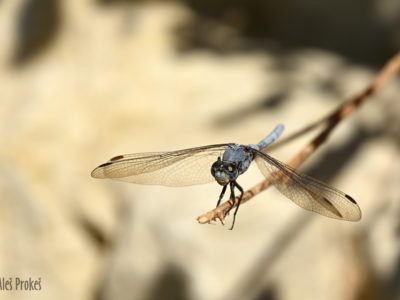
345, 194, 357, 204
110, 155, 124, 161
323, 197, 343, 218
98, 162, 113, 168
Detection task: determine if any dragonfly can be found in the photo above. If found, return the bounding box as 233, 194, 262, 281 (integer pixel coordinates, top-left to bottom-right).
91, 124, 361, 229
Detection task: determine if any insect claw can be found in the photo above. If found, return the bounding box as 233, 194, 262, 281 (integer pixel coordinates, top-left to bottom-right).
216, 211, 226, 225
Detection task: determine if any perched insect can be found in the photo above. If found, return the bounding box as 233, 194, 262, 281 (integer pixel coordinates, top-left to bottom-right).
91, 124, 361, 229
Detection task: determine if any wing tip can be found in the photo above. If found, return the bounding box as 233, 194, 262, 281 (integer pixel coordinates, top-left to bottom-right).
345, 194, 362, 222
350, 207, 362, 222
91, 162, 112, 178
344, 206, 362, 222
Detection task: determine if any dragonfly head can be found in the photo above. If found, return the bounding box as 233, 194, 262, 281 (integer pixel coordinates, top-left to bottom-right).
211, 157, 239, 186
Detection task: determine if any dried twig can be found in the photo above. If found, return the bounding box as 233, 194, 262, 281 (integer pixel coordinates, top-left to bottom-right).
197, 52, 400, 225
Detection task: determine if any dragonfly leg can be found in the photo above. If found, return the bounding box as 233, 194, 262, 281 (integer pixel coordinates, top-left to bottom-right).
229, 181, 244, 230
225, 181, 236, 216
216, 185, 227, 208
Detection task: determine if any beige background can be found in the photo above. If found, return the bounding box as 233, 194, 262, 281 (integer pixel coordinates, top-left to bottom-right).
1, 1, 400, 299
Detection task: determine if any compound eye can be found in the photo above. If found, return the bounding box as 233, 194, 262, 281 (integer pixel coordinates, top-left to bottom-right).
211, 160, 223, 174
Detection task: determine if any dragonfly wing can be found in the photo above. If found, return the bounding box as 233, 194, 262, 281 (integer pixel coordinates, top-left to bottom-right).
91, 144, 229, 187
254, 150, 361, 221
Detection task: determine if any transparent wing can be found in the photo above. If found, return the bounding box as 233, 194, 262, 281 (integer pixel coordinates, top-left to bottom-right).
91, 144, 229, 186
254, 150, 361, 221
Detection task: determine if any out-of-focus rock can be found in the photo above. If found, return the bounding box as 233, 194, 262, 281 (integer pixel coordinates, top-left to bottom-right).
0, 1, 399, 300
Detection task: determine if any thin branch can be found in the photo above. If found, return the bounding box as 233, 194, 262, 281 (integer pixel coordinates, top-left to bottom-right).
198, 52, 400, 225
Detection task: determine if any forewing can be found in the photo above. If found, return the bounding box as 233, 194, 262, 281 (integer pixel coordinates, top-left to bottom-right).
91, 144, 229, 186
254, 151, 361, 221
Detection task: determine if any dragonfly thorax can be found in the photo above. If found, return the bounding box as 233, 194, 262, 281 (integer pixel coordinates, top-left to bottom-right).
223, 144, 254, 172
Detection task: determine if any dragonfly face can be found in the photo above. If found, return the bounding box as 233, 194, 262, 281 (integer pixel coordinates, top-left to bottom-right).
211, 157, 240, 186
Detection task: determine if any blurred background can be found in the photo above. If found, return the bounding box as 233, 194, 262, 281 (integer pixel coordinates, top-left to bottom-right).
1, 0, 400, 299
